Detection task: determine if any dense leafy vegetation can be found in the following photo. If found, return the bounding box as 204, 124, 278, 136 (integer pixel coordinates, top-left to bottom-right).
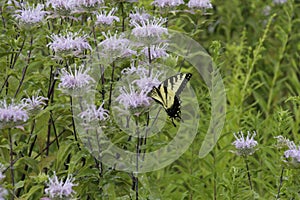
0, 0, 299, 199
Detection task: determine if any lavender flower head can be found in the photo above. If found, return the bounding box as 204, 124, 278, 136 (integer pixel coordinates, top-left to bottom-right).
75, 0, 104, 10
116, 85, 151, 112
142, 43, 169, 60
129, 7, 151, 25
187, 0, 213, 9
47, 0, 76, 16
274, 135, 290, 149
14, 4, 48, 27
273, 0, 287, 4
48, 31, 91, 58
95, 8, 119, 25
121, 63, 148, 75
98, 31, 136, 60
58, 65, 95, 94
284, 141, 300, 164
45, 172, 77, 199
131, 17, 168, 44
79, 102, 109, 122
0, 99, 29, 129
22, 95, 48, 114
232, 131, 258, 156
152, 0, 184, 8
133, 70, 161, 92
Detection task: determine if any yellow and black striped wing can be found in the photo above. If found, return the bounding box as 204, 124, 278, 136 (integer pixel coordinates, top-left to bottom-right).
149, 73, 192, 126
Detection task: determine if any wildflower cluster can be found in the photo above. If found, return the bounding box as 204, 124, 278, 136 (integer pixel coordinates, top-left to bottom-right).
152, 0, 184, 8
131, 17, 168, 42
98, 31, 136, 59
284, 141, 300, 163
14, 3, 48, 27
187, 0, 213, 9
95, 8, 120, 25
232, 131, 258, 156
116, 85, 151, 111
142, 43, 169, 60
44, 172, 77, 199
48, 31, 91, 58
58, 65, 95, 93
79, 102, 110, 122
132, 69, 161, 92
47, 0, 76, 16
129, 7, 151, 25
0, 99, 29, 129
22, 95, 48, 114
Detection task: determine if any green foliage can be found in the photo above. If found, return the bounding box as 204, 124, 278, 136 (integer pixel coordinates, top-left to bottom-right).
0, 0, 300, 199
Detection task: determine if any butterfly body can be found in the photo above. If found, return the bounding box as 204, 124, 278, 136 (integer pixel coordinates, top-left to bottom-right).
149, 73, 192, 127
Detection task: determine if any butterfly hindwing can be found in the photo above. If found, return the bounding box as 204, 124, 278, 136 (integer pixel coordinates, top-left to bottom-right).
149, 73, 192, 126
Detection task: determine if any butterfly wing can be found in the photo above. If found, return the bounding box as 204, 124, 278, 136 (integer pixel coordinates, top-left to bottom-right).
149, 73, 192, 126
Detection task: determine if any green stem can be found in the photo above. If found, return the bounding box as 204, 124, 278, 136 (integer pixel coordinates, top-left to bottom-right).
8, 129, 15, 199
14, 35, 33, 98
108, 61, 115, 108
266, 12, 292, 114
241, 15, 275, 99
244, 156, 253, 190
0, 36, 26, 95
276, 167, 285, 199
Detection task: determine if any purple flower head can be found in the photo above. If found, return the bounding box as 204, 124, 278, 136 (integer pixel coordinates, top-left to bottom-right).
14, 3, 48, 27
274, 135, 290, 149
133, 70, 162, 92
142, 43, 169, 60
45, 172, 77, 198
232, 131, 258, 156
95, 8, 120, 25
48, 31, 91, 58
129, 7, 151, 25
58, 65, 95, 94
131, 17, 168, 43
47, 0, 76, 16
121, 63, 148, 75
79, 102, 109, 122
0, 99, 29, 129
187, 0, 213, 9
116, 85, 151, 111
74, 0, 104, 13
75, 0, 104, 7
99, 31, 136, 59
152, 0, 184, 8
284, 141, 300, 163
273, 0, 287, 4
22, 95, 48, 113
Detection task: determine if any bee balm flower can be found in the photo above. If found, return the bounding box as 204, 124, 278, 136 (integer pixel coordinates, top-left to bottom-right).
58, 65, 95, 95
95, 8, 120, 25
45, 172, 77, 199
187, 0, 213, 9
0, 99, 29, 129
232, 131, 258, 156
48, 31, 91, 58
152, 0, 184, 8
14, 4, 48, 27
